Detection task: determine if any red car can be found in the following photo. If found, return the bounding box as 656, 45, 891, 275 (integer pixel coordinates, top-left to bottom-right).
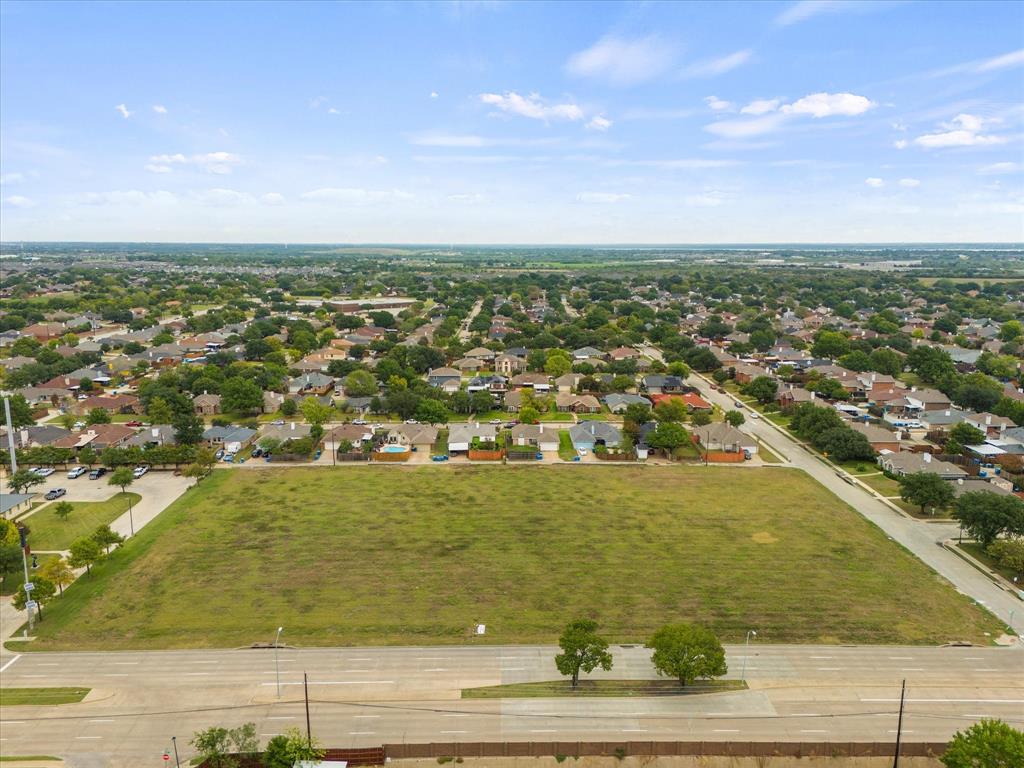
126, 420, 143, 427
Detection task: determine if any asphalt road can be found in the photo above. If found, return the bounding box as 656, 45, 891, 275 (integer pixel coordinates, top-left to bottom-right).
2, 643, 1022, 766
683, 372, 1024, 637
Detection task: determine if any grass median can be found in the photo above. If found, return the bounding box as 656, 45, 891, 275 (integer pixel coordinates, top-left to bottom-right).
25, 466, 1003, 650
22, 493, 141, 552
0, 688, 90, 706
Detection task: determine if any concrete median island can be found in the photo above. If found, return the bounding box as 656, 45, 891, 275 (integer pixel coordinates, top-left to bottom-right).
23, 465, 1003, 650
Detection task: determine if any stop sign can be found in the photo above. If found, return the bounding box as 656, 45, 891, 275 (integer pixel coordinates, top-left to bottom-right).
163, 753, 170, 762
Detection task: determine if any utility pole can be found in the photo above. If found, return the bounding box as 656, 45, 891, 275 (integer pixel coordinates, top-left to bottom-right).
893, 679, 906, 768
3, 397, 18, 473
274, 626, 284, 699
304, 672, 312, 747
171, 736, 181, 767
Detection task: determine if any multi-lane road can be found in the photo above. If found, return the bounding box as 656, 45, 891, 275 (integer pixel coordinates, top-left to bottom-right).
2, 644, 1022, 765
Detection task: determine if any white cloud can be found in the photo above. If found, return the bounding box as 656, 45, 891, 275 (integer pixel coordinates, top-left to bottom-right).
191, 188, 251, 206
148, 151, 242, 174
704, 96, 733, 112
705, 112, 788, 138
893, 139, 909, 150
979, 162, 1022, 175
972, 48, 1024, 73
586, 115, 612, 132
430, 91, 439, 99
776, 1, 856, 27
261, 192, 286, 205
565, 35, 676, 86
115, 103, 132, 119
576, 192, 631, 204
864, 177, 885, 188
327, 107, 341, 115
300, 187, 413, 204
912, 114, 1006, 148
0, 172, 25, 185
3, 195, 33, 207
308, 96, 328, 109
740, 98, 780, 115
447, 193, 485, 203
681, 49, 752, 79
152, 105, 168, 114
898, 178, 921, 187
79, 190, 177, 206
780, 92, 874, 117
479, 91, 584, 122
684, 191, 728, 207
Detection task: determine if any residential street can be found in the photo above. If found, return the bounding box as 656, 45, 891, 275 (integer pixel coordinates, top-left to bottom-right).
1, 643, 1021, 765
684, 372, 1024, 636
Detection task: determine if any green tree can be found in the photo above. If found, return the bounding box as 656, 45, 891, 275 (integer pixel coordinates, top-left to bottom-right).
40, 557, 74, 595
78, 445, 98, 467
108, 466, 135, 498
183, 446, 217, 482
190, 722, 259, 768
654, 398, 688, 423
300, 396, 333, 427
91, 524, 125, 554
954, 491, 1024, 548
646, 623, 727, 687
954, 373, 1004, 413
744, 376, 778, 404
53, 500, 74, 522
816, 427, 875, 462
415, 398, 450, 425
6, 394, 36, 428
147, 395, 174, 425
544, 350, 573, 378
986, 540, 1024, 579
941, 719, 1024, 768
7, 468, 44, 495
281, 398, 298, 416
12, 576, 55, 620
173, 410, 205, 445
68, 537, 103, 575
220, 378, 263, 415
811, 330, 850, 359
899, 472, 956, 516
519, 406, 540, 424
690, 411, 712, 427
263, 728, 326, 768
471, 389, 494, 414
554, 618, 613, 688
949, 422, 986, 447
86, 407, 111, 425
647, 422, 690, 453
998, 320, 1023, 343
725, 410, 745, 427
623, 402, 653, 428
343, 369, 378, 397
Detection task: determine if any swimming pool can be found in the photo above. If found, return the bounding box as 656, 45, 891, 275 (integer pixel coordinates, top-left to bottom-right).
380, 444, 409, 453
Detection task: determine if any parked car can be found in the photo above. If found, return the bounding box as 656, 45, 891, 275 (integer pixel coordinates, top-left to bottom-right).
67, 466, 87, 479
89, 467, 107, 480
271, 419, 285, 426
489, 418, 502, 425
734, 401, 744, 408
73, 421, 85, 430
352, 419, 367, 425
44, 488, 67, 500
431, 454, 449, 462
251, 447, 263, 458
577, 448, 588, 457
214, 449, 224, 460
132, 465, 150, 479
32, 467, 55, 478
749, 411, 760, 419
404, 419, 419, 424
125, 420, 144, 427
222, 453, 234, 463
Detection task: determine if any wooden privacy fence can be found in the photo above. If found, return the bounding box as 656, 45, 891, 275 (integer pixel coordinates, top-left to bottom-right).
383, 742, 946, 759
703, 451, 746, 463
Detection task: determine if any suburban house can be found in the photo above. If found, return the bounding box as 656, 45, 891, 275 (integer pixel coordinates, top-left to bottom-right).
777, 386, 815, 408
641, 375, 687, 394
604, 393, 651, 413
555, 373, 582, 393
732, 363, 769, 385
53, 424, 138, 451
465, 346, 496, 362
258, 422, 312, 444
0, 425, 70, 448
963, 412, 1015, 438
324, 423, 374, 447
877, 451, 967, 479
691, 423, 758, 455
509, 423, 560, 452
262, 391, 286, 414
203, 426, 257, 450
554, 392, 601, 413
426, 367, 462, 393
494, 354, 525, 375
453, 357, 485, 373
2, 493, 35, 519
448, 422, 498, 452
511, 372, 551, 392
609, 346, 639, 361
466, 375, 508, 395
289, 372, 335, 395
193, 392, 222, 416
385, 423, 438, 450
75, 393, 143, 415
901, 388, 952, 413
568, 421, 622, 451
850, 421, 901, 452
126, 424, 178, 447
573, 346, 603, 360
919, 407, 970, 433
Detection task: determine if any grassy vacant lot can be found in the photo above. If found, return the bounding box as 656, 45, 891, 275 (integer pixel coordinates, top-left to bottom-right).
463, 679, 745, 698
0, 688, 90, 706
24, 493, 140, 552
27, 466, 1002, 650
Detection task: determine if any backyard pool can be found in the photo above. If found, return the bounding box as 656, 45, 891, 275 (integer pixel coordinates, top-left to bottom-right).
380, 444, 409, 453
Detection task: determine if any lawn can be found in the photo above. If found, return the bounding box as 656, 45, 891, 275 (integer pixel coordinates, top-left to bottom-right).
25, 466, 1003, 651
755, 442, 782, 464
557, 430, 576, 460
860, 473, 903, 496
0, 554, 58, 597
0, 688, 90, 705
24, 493, 141, 552
959, 542, 1021, 585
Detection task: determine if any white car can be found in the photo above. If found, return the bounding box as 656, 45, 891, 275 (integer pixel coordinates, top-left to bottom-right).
749, 411, 760, 419
352, 419, 367, 425
489, 418, 502, 425
405, 419, 418, 424
73, 421, 86, 430
32, 467, 56, 477
67, 466, 87, 479
577, 448, 588, 457
132, 465, 150, 479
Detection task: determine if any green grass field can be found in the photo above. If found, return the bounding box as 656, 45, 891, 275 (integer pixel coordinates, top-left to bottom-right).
25, 466, 1003, 650
0, 688, 90, 706
24, 493, 141, 552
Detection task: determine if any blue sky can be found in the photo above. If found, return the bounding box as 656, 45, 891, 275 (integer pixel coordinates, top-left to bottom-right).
1, 0, 1022, 244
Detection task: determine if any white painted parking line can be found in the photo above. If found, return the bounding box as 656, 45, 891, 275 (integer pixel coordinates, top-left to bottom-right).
974, 668, 1000, 672
185, 672, 211, 676
75, 736, 103, 740
424, 668, 449, 672
0, 656, 22, 673
501, 667, 527, 671
530, 730, 557, 733
888, 730, 914, 734
416, 657, 449, 661
105, 673, 130, 677
36, 663, 60, 667
19, 675, 50, 678
901, 668, 924, 672
800, 730, 828, 733
622, 729, 648, 733
113, 661, 140, 665
888, 656, 913, 660
816, 667, 842, 671
809, 656, 832, 659
1, 721, 25, 725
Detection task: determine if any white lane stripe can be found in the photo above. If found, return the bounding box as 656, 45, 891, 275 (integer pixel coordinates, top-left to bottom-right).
112, 661, 140, 665
530, 730, 557, 733
353, 715, 380, 719
800, 729, 828, 733
89, 719, 116, 723
262, 681, 394, 686
863, 698, 1024, 703
441, 731, 469, 734
350, 731, 376, 735
266, 716, 296, 720
816, 667, 842, 671
75, 736, 103, 740
1, 721, 25, 725
0, 656, 22, 673
713, 729, 739, 733
901, 668, 925, 672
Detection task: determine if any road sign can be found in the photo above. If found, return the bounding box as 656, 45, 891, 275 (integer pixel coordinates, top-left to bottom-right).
23, 582, 34, 592
163, 753, 170, 762
25, 600, 38, 610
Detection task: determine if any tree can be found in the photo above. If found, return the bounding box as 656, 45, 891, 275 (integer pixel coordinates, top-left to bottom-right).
545, 351, 573, 378
78, 445, 98, 467
654, 398, 688, 423
263, 728, 326, 768
13, 576, 55, 620
816, 427, 875, 462
987, 539, 1024, 579
998, 320, 1023, 343
109, 466, 135, 498
744, 376, 778, 404
554, 618, 614, 688
8, 468, 44, 495
941, 719, 1024, 768
53, 500, 74, 522
954, 373, 1004, 413
92, 524, 125, 554
623, 402, 653, 428
0, 519, 23, 591
470, 389, 494, 414
691, 411, 712, 427
811, 330, 850, 359
281, 398, 298, 416
5, 394, 36, 428
725, 410, 745, 427
86, 407, 111, 425
954, 491, 1024, 548
899, 472, 956, 516
190, 722, 259, 768
646, 623, 727, 687
184, 446, 217, 482
220, 378, 263, 415
415, 398, 450, 425
949, 421, 986, 448
519, 406, 540, 424
647, 422, 689, 453
147, 395, 174, 425
173, 410, 204, 445
300, 396, 333, 427
343, 369, 378, 397
68, 537, 103, 575
40, 557, 74, 595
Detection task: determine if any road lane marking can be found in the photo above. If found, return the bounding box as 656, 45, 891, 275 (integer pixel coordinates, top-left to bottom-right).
416, 657, 449, 660
347, 658, 372, 661
266, 716, 296, 720
622, 729, 648, 733
441, 731, 469, 734
713, 729, 739, 733
36, 663, 60, 667
901, 668, 925, 672
353, 715, 380, 719
501, 668, 527, 671
112, 661, 140, 665
104, 673, 131, 677
800, 730, 828, 733
888, 730, 914, 734
974, 668, 1000, 672
19, 675, 50, 678
424, 668, 449, 672
530, 730, 557, 733
262, 681, 394, 686
816, 667, 842, 671
888, 656, 913, 660
0, 656, 22, 673
863, 698, 1024, 703
349, 731, 376, 735
809, 656, 832, 659
1, 721, 25, 725
185, 672, 211, 676
89, 719, 116, 723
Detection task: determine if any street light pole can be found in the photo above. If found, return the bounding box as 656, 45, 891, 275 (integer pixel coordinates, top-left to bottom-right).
740, 629, 757, 683
171, 736, 181, 768
274, 626, 284, 699
3, 397, 18, 474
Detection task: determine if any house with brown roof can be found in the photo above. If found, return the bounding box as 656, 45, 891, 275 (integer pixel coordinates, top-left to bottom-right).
193, 393, 222, 416
554, 392, 601, 413
74, 393, 142, 415
54, 424, 138, 451
511, 372, 551, 392
850, 421, 901, 452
